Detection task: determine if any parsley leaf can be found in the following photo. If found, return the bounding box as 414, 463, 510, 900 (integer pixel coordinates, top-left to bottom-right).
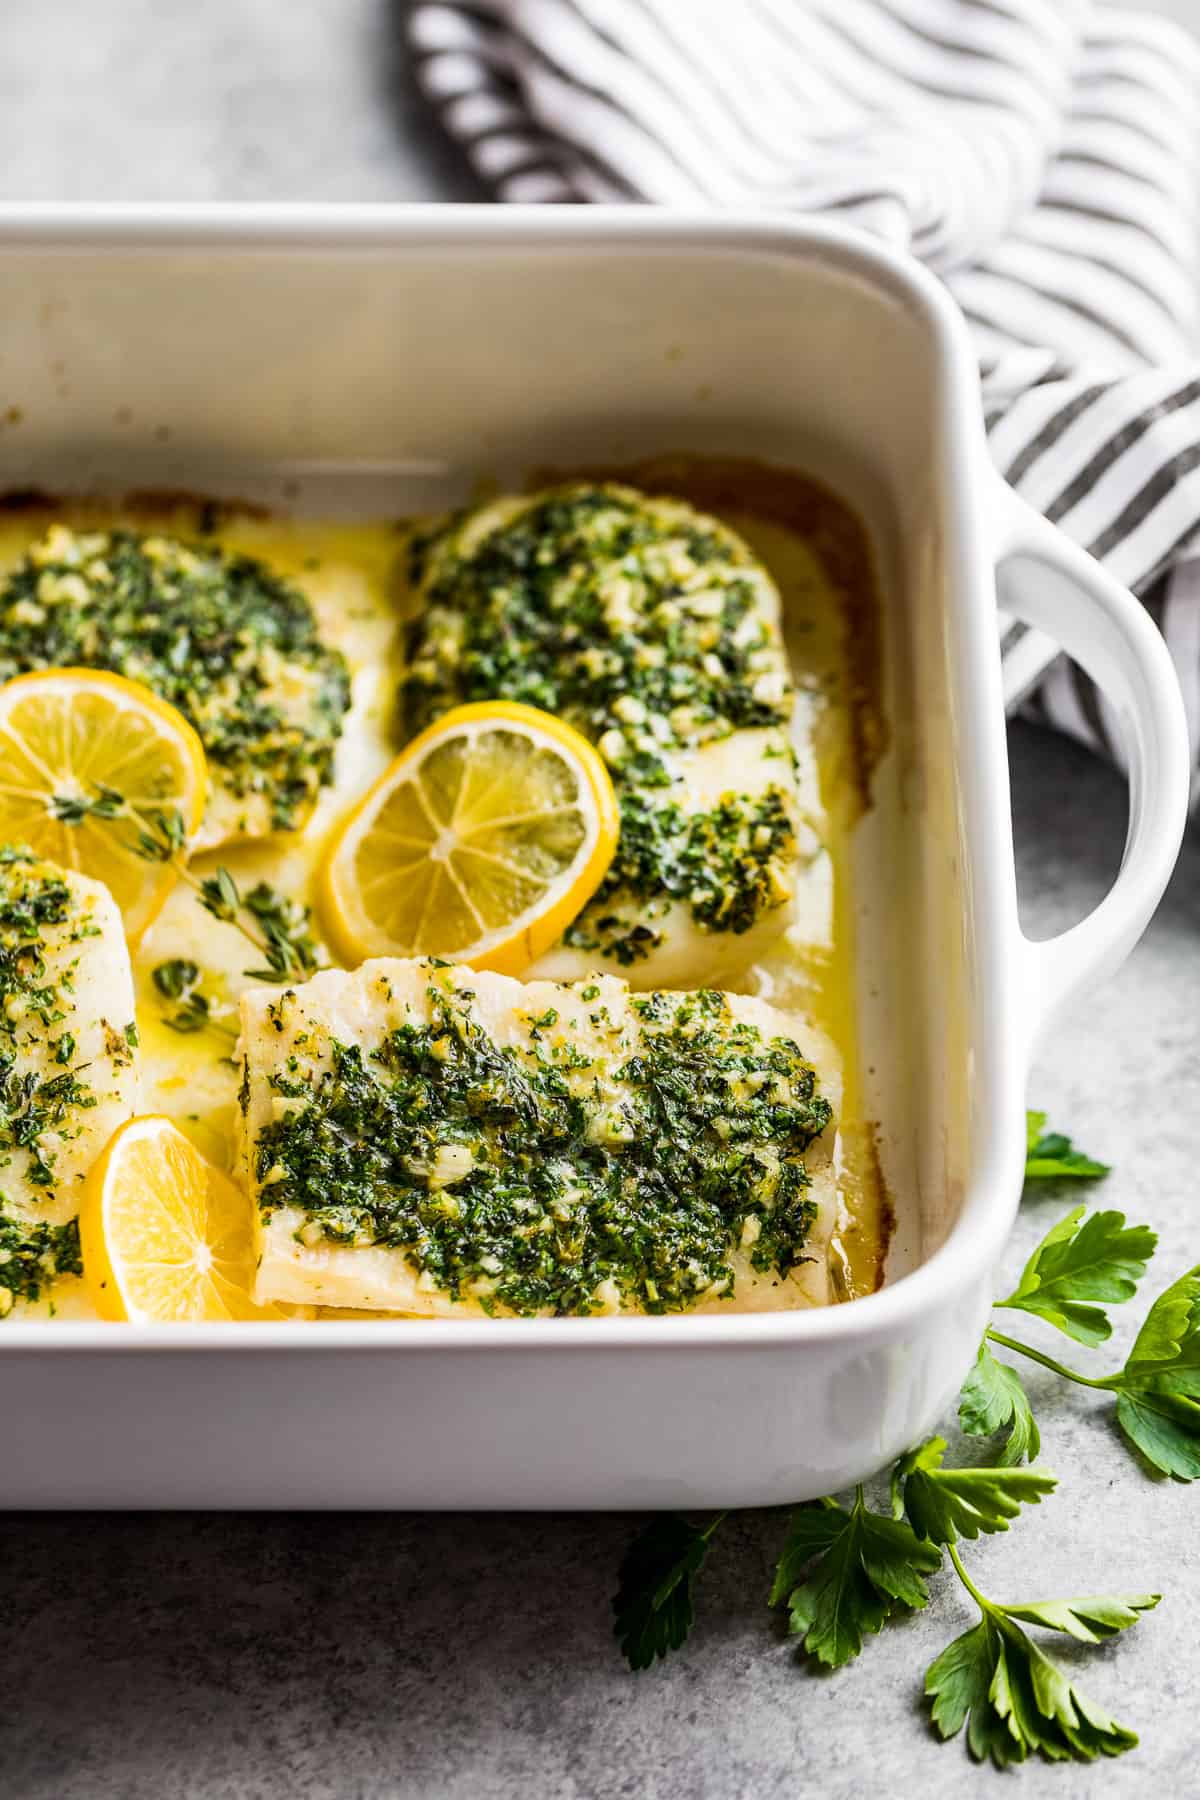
613, 1513, 724, 1670
995, 1206, 1157, 1346
770, 1490, 941, 1668
958, 1342, 1040, 1465
985, 1263, 1200, 1482
892, 1438, 1056, 1543
1024, 1110, 1110, 1182
925, 1604, 1141, 1767
1003, 1595, 1160, 1644
1111, 1265, 1200, 1480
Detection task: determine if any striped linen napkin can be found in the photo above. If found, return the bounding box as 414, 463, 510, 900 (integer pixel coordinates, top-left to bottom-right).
409, 0, 1200, 798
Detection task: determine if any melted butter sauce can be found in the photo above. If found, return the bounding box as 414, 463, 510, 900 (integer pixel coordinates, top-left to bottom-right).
729, 510, 889, 1301
0, 462, 889, 1317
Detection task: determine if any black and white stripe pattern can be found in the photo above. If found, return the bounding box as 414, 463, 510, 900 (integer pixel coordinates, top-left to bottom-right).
410, 0, 1200, 794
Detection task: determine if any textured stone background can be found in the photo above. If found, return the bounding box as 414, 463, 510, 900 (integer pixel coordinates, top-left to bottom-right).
1, 2, 1199, 1795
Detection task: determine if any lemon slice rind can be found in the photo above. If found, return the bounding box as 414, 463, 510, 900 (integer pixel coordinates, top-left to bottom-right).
79, 1114, 284, 1324
0, 667, 207, 939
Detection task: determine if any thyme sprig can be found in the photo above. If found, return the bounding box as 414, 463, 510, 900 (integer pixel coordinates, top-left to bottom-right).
48, 781, 323, 993
57, 786, 322, 986
50, 783, 126, 826
195, 865, 320, 984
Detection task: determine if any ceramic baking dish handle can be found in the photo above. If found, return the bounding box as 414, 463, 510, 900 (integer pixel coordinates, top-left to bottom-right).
992, 479, 1191, 1049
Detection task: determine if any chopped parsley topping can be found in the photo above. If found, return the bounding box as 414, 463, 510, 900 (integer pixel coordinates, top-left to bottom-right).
0, 843, 137, 1318
565, 788, 797, 965
0, 1060, 95, 1190
0, 844, 100, 1186
0, 1211, 82, 1314
402, 485, 799, 955
0, 525, 350, 832
251, 978, 831, 1316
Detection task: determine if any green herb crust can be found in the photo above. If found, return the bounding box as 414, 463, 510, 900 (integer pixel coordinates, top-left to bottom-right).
0, 846, 101, 1191
567, 787, 797, 965
0, 1212, 81, 1315
0, 525, 351, 835
402, 486, 799, 966
0, 844, 137, 1315
245, 966, 832, 1316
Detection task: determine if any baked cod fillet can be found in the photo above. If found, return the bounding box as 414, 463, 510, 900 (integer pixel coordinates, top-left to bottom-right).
402, 485, 803, 988
238, 957, 838, 1316
0, 847, 139, 1317
0, 525, 350, 846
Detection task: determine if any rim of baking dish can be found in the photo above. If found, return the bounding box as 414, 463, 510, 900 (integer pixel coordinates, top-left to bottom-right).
0, 205, 1025, 1354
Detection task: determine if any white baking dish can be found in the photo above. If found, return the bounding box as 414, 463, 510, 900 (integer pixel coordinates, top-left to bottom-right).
0, 206, 1187, 1509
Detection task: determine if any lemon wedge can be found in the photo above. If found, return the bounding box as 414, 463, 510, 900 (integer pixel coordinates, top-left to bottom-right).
0, 667, 207, 937
321, 700, 620, 973
79, 1115, 284, 1322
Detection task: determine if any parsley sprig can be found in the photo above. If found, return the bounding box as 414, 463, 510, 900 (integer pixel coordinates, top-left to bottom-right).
957, 1123, 1200, 1480
958, 1343, 1041, 1465
983, 1261, 1200, 1482
926, 1550, 1157, 1767
613, 1513, 725, 1669
1024, 1110, 1111, 1182
889, 1438, 1055, 1543
618, 1456, 1155, 1767
769, 1489, 940, 1665
610, 1113, 1184, 1769
993, 1205, 1156, 1346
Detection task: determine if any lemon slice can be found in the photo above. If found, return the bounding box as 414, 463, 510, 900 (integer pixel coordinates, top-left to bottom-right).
321, 700, 620, 973
80, 1115, 285, 1322
0, 667, 207, 937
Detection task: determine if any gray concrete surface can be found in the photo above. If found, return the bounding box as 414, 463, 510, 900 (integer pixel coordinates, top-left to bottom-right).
0, 0, 486, 204
2, 2, 1200, 1796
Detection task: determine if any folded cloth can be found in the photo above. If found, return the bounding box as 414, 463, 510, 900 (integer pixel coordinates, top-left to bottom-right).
410, 0, 1200, 798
